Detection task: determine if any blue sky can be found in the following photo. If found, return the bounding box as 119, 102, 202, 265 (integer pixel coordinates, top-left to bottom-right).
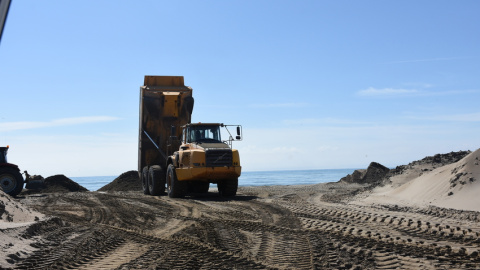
1, 1, 479, 177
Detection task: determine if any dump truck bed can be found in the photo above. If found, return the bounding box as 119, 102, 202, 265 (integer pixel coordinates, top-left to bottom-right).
138, 76, 194, 173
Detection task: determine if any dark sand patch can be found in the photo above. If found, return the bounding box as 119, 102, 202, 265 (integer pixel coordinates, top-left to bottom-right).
98, 170, 140, 192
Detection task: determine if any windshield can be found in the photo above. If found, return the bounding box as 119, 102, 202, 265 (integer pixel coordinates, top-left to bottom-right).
0, 148, 7, 163
186, 125, 221, 143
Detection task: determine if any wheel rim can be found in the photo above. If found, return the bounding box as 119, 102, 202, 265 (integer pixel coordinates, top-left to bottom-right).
0, 174, 16, 193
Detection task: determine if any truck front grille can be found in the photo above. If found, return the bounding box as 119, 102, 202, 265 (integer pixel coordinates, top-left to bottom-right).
205, 149, 232, 167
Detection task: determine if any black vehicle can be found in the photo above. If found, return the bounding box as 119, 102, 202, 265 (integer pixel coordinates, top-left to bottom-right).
0, 146, 24, 196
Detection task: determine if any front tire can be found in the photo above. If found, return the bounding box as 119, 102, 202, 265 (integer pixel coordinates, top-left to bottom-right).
166, 164, 186, 198
218, 178, 238, 197
148, 165, 165, 195
0, 167, 24, 197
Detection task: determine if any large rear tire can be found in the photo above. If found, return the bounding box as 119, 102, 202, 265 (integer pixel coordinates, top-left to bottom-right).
166, 164, 186, 198
0, 167, 24, 197
148, 165, 165, 195
142, 166, 150, 195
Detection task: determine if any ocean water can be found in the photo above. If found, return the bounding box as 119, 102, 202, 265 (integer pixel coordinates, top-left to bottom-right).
72, 169, 356, 191
71, 176, 119, 192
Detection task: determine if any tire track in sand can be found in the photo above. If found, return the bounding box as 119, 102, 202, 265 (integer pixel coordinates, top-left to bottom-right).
74, 240, 150, 270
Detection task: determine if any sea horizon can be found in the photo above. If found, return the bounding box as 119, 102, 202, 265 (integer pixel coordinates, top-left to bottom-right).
71, 168, 357, 191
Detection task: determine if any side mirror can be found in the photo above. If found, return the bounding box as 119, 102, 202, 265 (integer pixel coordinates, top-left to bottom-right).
236, 126, 241, 140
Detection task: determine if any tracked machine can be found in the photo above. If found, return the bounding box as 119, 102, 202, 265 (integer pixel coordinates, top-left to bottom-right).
139, 76, 242, 198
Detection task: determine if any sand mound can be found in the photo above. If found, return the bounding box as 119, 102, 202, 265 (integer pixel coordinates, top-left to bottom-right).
359, 148, 480, 211
21, 175, 88, 195
340, 151, 470, 187
0, 190, 45, 268
98, 171, 140, 192
384, 150, 471, 188
0, 190, 44, 228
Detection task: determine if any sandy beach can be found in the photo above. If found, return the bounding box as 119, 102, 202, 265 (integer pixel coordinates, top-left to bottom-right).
1, 149, 480, 269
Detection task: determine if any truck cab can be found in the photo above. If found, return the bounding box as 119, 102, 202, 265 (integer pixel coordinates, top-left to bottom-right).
167, 123, 241, 196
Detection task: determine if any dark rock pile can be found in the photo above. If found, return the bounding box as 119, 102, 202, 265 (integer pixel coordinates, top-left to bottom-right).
98, 171, 140, 192
422, 150, 470, 165
21, 175, 88, 195
340, 162, 389, 185
389, 150, 471, 177
339, 169, 366, 184
362, 162, 390, 184
339, 150, 471, 186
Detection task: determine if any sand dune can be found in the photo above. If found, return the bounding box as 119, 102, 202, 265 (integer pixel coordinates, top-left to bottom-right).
359, 148, 480, 211
0, 190, 44, 229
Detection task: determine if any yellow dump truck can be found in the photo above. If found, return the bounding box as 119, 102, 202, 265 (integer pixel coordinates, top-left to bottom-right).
139, 76, 242, 198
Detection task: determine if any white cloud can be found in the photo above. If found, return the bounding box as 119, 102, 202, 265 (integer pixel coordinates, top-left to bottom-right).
282, 118, 321, 125
0, 116, 120, 132
249, 103, 309, 108
408, 112, 480, 122
388, 57, 468, 64
358, 87, 480, 98
282, 117, 373, 126
432, 89, 480, 96
317, 145, 339, 152
358, 87, 418, 97
403, 83, 434, 88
